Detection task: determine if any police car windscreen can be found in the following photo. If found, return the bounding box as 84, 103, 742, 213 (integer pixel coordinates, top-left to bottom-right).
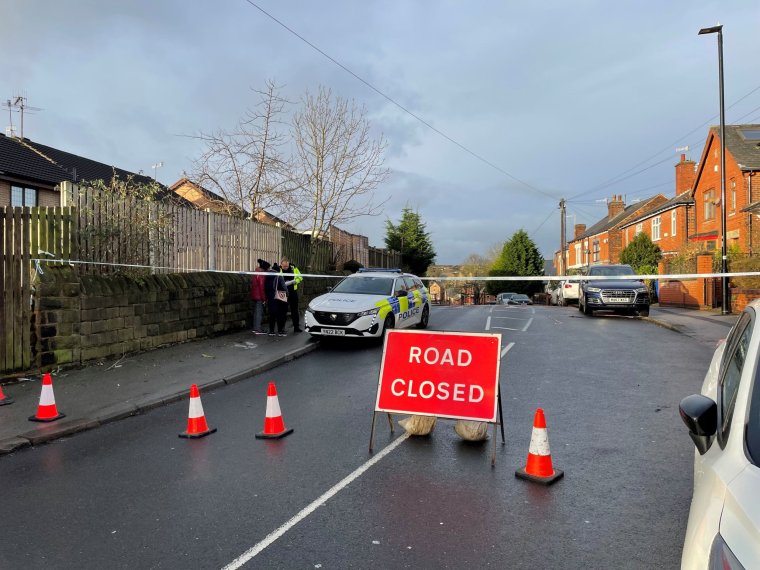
333, 277, 394, 295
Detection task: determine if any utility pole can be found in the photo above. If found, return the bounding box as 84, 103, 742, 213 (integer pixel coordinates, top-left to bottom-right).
559, 198, 566, 276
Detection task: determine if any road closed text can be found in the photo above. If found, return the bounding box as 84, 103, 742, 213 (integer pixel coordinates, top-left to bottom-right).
390, 378, 484, 402
376, 330, 501, 422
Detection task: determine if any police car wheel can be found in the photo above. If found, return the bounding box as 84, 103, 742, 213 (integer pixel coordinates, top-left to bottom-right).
382, 315, 394, 335
416, 305, 429, 329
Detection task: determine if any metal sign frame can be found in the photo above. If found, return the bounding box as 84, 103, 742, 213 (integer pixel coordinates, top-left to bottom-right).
369, 329, 506, 465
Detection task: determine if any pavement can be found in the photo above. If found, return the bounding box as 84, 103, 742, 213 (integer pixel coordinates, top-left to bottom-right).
0, 328, 318, 455
644, 305, 738, 346
0, 305, 738, 456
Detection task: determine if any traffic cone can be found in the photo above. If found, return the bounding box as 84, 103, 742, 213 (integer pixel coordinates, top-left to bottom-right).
179, 384, 217, 439
28, 373, 65, 422
255, 382, 293, 439
515, 408, 563, 485
0, 384, 13, 406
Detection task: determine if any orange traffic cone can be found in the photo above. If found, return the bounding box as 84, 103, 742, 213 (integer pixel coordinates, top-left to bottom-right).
515, 408, 563, 485
179, 384, 217, 438
0, 384, 13, 406
28, 373, 65, 422
255, 382, 293, 439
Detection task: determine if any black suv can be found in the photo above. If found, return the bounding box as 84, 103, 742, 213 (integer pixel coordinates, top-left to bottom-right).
579, 264, 650, 317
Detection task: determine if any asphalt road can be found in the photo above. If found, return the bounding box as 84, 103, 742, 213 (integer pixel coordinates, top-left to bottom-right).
1, 305, 711, 569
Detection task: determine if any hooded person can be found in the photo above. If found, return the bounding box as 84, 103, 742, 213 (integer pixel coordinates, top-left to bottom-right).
250, 259, 270, 334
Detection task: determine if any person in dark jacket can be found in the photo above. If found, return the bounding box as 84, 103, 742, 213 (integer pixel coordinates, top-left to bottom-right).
265, 263, 288, 336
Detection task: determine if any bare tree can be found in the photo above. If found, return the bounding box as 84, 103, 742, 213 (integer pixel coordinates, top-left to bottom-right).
290, 86, 389, 268
191, 80, 292, 220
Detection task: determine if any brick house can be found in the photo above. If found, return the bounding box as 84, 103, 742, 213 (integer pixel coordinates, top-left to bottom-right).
562, 193, 668, 270
0, 133, 159, 208
690, 125, 760, 253
619, 154, 697, 257
169, 177, 296, 229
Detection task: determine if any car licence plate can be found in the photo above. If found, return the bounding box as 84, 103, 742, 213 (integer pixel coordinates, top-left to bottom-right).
321, 328, 345, 336
608, 297, 628, 303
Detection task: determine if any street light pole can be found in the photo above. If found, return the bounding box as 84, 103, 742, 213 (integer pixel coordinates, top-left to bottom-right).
699, 24, 729, 314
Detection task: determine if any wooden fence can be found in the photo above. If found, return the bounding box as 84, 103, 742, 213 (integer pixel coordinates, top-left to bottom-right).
1, 207, 74, 373
2, 188, 400, 374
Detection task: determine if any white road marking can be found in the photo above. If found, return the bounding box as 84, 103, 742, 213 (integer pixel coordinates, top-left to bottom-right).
222, 433, 411, 570
490, 325, 523, 331
522, 318, 534, 332
489, 306, 494, 314
485, 316, 491, 330
501, 342, 515, 358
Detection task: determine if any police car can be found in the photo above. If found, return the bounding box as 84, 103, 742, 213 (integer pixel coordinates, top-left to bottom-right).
304, 269, 430, 338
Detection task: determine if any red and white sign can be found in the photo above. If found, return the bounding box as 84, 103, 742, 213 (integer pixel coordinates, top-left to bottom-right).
375, 330, 502, 422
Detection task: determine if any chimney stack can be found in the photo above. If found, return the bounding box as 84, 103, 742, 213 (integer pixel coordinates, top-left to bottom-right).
675, 154, 697, 196
574, 223, 586, 239
607, 195, 625, 219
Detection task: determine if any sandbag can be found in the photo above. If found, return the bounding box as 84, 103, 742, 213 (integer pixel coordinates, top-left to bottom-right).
398, 415, 437, 436
454, 420, 489, 441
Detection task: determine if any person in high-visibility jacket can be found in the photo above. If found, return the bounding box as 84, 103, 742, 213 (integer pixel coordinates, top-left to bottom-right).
280, 256, 303, 333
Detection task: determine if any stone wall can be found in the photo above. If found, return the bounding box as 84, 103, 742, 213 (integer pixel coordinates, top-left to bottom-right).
32, 268, 339, 370
34, 268, 250, 368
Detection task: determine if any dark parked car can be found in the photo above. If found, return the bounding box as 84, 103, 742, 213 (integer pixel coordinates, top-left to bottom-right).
508, 294, 533, 306
578, 264, 649, 317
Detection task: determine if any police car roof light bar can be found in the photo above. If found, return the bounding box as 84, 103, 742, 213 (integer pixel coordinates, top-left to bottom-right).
357, 268, 402, 273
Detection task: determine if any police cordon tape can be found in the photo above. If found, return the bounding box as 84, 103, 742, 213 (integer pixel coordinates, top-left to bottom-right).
30, 257, 760, 282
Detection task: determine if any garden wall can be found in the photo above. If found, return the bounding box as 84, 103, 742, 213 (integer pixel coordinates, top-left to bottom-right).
32, 267, 336, 370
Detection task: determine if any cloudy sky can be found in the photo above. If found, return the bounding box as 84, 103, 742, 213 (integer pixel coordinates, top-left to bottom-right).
3, 1, 760, 264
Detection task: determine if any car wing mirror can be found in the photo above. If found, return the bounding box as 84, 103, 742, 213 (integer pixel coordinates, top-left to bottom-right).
396, 291, 408, 298
679, 394, 717, 455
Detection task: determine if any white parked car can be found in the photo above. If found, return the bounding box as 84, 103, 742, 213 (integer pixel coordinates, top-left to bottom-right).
558, 280, 579, 305
679, 300, 760, 569
304, 269, 431, 338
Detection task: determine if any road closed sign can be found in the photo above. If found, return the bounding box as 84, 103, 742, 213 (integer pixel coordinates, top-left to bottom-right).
375, 330, 502, 422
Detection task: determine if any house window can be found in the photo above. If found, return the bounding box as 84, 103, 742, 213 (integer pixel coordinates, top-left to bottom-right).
574, 243, 581, 265
730, 179, 736, 213
11, 185, 38, 207
652, 217, 661, 241
592, 241, 600, 262
635, 223, 643, 235
671, 210, 677, 236
704, 189, 716, 221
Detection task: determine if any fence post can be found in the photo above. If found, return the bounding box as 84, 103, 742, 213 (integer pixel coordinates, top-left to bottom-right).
207, 210, 216, 271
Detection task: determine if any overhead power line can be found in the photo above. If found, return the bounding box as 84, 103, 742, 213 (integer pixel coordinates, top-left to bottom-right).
242, 0, 560, 202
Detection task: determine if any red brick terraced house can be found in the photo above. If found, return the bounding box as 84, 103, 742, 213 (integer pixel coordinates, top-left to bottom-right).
563, 193, 669, 271
620, 154, 697, 257
690, 125, 760, 254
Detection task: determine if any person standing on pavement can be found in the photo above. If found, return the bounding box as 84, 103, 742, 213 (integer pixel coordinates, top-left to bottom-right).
279, 256, 303, 332
265, 262, 288, 337
250, 259, 269, 334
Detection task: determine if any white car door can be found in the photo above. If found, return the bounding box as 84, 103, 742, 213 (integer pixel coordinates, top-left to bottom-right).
682, 311, 756, 568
